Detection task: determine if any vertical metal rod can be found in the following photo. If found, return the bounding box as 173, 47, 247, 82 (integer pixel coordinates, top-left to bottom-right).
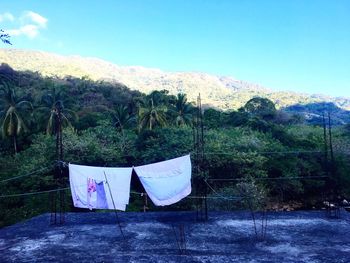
50, 191, 57, 225
328, 112, 339, 213
196, 95, 200, 175
58, 108, 63, 161
55, 110, 60, 162
328, 112, 335, 167
204, 181, 208, 221
199, 94, 208, 220
143, 192, 148, 212
193, 93, 207, 221
197, 95, 201, 220
59, 189, 65, 224
192, 116, 198, 219
182, 225, 187, 252
198, 94, 201, 219
172, 225, 181, 254
325, 112, 340, 218
199, 94, 204, 160
52, 105, 65, 225
322, 112, 330, 206
104, 172, 126, 240
328, 112, 335, 196
172, 224, 187, 255
322, 113, 328, 174
51, 105, 61, 225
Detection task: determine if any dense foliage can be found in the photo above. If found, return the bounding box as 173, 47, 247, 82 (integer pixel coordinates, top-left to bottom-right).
1, 65, 349, 227
2, 49, 350, 117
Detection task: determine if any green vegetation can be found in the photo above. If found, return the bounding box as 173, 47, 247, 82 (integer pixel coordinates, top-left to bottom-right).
1, 49, 350, 116
0, 81, 33, 153
1, 65, 350, 227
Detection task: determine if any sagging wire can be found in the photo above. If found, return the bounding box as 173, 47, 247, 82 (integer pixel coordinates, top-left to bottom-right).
0, 165, 54, 184
204, 180, 242, 201
0, 186, 242, 201
0, 187, 70, 198
191, 150, 326, 156
207, 175, 329, 182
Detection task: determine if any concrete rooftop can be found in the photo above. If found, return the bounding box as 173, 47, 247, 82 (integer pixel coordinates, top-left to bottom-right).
1, 210, 350, 262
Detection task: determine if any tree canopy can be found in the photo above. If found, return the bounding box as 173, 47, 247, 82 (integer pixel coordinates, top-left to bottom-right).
0, 65, 349, 227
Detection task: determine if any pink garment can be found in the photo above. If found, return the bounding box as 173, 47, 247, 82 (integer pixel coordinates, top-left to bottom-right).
87, 178, 97, 209
88, 178, 97, 193
69, 164, 133, 211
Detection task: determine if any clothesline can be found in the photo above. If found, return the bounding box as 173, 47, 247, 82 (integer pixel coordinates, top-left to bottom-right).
0, 165, 53, 184
206, 175, 329, 182
0, 153, 333, 208
69, 155, 193, 209
0, 187, 70, 198
0, 148, 343, 186
0, 174, 328, 198
204, 180, 242, 201
0, 186, 241, 200
0, 176, 328, 198
54, 150, 331, 168
192, 150, 326, 155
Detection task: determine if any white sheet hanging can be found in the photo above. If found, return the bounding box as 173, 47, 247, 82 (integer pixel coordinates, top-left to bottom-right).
134, 155, 192, 206
69, 164, 133, 211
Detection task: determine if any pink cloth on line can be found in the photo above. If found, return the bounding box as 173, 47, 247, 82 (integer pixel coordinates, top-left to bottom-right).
87, 178, 97, 210
69, 163, 132, 211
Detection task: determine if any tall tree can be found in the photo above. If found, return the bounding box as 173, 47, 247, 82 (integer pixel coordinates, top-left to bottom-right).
138, 97, 167, 131
35, 86, 75, 134
173, 93, 193, 127
0, 82, 32, 153
242, 97, 277, 120
112, 105, 135, 131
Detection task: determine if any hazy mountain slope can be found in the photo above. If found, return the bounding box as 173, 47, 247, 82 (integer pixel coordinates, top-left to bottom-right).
1, 48, 349, 111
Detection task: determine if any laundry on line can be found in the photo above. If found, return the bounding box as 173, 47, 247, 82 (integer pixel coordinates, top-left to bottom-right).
69, 164, 133, 211
69, 154, 192, 211
134, 155, 191, 206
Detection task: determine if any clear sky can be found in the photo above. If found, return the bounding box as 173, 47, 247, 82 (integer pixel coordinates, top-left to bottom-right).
1, 0, 349, 97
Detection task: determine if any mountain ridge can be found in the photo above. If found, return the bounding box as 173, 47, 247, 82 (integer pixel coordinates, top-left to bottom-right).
1, 48, 349, 111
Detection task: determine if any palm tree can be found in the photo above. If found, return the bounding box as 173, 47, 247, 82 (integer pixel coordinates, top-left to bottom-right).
173, 93, 193, 127
35, 87, 75, 135
138, 97, 167, 131
112, 105, 135, 131
0, 82, 32, 153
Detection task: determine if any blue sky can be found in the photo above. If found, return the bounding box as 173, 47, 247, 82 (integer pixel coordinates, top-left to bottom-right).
1, 0, 349, 97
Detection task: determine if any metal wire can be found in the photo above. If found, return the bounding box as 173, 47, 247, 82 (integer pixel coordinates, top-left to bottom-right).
204, 180, 242, 201
0, 165, 53, 183
207, 175, 329, 182
0, 187, 69, 198
191, 150, 326, 155
0, 186, 242, 201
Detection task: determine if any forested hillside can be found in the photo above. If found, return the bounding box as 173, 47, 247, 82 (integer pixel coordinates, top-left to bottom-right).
1, 64, 350, 227
1, 49, 350, 115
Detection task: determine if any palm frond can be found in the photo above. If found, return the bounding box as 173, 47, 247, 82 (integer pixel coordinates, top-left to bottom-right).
2, 113, 11, 138
13, 111, 28, 135
16, 100, 33, 111
46, 112, 55, 135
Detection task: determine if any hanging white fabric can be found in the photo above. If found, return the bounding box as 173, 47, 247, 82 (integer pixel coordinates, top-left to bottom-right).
69, 164, 133, 211
134, 154, 192, 206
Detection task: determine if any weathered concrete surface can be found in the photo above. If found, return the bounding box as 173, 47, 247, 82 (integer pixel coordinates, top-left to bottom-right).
1, 211, 350, 262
